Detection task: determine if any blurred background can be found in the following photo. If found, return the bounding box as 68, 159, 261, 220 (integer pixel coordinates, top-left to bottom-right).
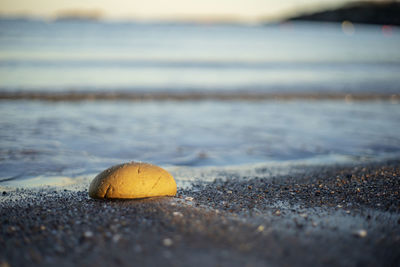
0, 0, 399, 185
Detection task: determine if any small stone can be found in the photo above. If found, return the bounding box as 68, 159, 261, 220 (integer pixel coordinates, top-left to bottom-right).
227, 190, 233, 194
89, 162, 177, 199
162, 238, 173, 247
83, 231, 93, 238
275, 210, 281, 216
2, 191, 6, 195
185, 197, 194, 201
257, 225, 265, 232
173, 211, 183, 217
354, 229, 367, 238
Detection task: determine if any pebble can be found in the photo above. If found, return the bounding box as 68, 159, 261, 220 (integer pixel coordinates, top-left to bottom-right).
162, 238, 173, 247
89, 162, 177, 199
354, 229, 367, 238
173, 211, 183, 217
83, 231, 93, 238
257, 225, 265, 232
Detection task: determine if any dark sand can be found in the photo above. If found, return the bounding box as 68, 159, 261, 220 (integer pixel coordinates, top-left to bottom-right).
1, 160, 399, 267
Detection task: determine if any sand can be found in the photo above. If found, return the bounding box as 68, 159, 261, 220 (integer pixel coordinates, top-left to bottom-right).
1, 160, 399, 266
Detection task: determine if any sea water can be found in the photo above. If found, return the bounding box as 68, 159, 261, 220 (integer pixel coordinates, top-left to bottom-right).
0, 19, 399, 186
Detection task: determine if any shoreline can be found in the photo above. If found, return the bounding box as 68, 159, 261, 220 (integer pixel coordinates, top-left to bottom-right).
0, 91, 398, 102
1, 160, 399, 266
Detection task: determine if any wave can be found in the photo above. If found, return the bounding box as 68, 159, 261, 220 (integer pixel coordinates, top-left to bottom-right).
0, 91, 398, 101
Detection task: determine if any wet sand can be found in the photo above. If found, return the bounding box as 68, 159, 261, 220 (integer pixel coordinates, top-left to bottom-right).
1, 160, 399, 266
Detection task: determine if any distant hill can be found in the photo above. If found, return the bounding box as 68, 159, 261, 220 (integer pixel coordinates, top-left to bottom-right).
54, 9, 103, 22
288, 1, 400, 25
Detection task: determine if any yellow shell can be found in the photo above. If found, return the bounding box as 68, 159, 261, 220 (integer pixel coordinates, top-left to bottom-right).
89, 162, 177, 199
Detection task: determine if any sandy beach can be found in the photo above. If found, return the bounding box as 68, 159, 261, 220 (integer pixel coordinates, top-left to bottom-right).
1, 160, 399, 267
1, 6, 400, 267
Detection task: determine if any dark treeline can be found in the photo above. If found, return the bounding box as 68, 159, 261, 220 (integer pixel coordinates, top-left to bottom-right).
288, 1, 400, 25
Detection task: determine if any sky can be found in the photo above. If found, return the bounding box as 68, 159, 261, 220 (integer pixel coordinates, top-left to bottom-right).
0, 0, 377, 22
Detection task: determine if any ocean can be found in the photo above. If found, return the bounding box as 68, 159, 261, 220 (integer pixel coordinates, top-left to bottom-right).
0, 19, 399, 187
